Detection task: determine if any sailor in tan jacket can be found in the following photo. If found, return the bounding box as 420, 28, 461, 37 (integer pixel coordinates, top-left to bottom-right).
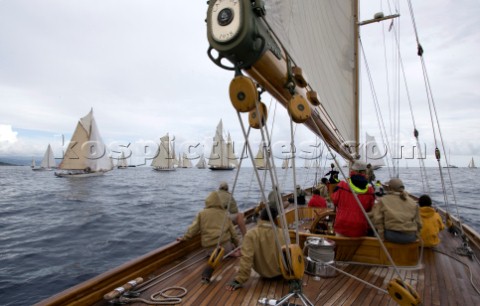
178, 191, 240, 252
226, 206, 285, 290
372, 178, 422, 243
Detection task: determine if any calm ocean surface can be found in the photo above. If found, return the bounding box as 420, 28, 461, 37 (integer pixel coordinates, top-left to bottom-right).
1, 165, 478, 305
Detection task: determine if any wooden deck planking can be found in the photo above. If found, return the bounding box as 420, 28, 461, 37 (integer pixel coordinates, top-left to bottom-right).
120, 228, 480, 306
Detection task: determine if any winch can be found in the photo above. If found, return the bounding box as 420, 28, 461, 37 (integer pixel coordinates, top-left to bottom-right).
304, 236, 337, 278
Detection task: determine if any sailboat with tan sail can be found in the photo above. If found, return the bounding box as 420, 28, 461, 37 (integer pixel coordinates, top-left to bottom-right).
151, 133, 176, 171
54, 109, 113, 177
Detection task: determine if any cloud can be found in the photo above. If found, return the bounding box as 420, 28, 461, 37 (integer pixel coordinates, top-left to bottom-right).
0, 124, 18, 143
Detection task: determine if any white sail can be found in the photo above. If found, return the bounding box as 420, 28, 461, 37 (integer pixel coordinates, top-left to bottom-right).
182, 153, 193, 168
265, 1, 356, 151
117, 152, 128, 168
151, 134, 176, 171
254, 146, 268, 170
208, 119, 236, 170
468, 158, 477, 169
196, 154, 207, 169
177, 153, 183, 168
226, 133, 238, 168
365, 133, 385, 169
56, 109, 112, 175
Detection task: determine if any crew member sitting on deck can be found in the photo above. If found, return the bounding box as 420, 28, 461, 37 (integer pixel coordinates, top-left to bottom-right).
177, 191, 240, 251
225, 204, 285, 291
308, 188, 327, 208
331, 161, 375, 237
217, 182, 247, 236
372, 178, 422, 243
418, 194, 445, 247
177, 191, 241, 282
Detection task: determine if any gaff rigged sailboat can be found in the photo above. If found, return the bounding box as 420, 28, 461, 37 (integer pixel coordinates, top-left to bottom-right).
254, 145, 269, 170
32, 144, 56, 171
54, 109, 113, 177
151, 133, 176, 171
208, 119, 238, 170
116, 152, 128, 169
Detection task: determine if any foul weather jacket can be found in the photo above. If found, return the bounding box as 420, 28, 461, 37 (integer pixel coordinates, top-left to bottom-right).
234, 220, 285, 285
419, 206, 445, 247
183, 192, 239, 248
331, 177, 375, 237
372, 192, 422, 239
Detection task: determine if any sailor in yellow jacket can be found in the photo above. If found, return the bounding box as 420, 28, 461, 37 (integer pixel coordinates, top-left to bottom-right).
418, 194, 445, 247
226, 205, 285, 290
178, 191, 240, 253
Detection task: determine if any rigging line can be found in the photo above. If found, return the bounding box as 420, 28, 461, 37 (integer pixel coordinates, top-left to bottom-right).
359, 39, 393, 179
214, 126, 252, 250
288, 116, 301, 244
390, 19, 431, 193
307, 116, 406, 283
406, 0, 461, 226
235, 111, 292, 272
432, 248, 480, 295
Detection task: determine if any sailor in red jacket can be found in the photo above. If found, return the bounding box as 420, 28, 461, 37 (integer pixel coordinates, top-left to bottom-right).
331, 161, 375, 237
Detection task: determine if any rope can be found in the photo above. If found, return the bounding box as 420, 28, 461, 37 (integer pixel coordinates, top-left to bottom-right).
119, 286, 187, 305
432, 248, 480, 295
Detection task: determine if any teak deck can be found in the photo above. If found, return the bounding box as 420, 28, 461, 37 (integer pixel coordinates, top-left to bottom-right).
109, 226, 479, 306
37, 205, 480, 306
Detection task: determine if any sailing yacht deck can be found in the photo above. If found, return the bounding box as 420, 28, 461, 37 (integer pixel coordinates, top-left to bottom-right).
104, 226, 480, 306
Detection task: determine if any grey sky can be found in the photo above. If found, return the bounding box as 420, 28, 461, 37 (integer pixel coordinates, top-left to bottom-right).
0, 0, 478, 167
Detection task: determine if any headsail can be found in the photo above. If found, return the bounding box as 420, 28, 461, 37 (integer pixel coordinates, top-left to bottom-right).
40, 144, 56, 169
364, 133, 385, 169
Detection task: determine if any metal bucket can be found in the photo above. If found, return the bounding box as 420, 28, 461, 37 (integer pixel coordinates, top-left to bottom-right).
304, 237, 337, 278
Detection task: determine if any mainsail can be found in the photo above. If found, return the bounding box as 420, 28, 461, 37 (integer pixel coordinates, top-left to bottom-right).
468, 158, 477, 169
254, 145, 268, 170
182, 153, 193, 168
364, 133, 385, 169
151, 134, 176, 171
207, 0, 357, 160
57, 109, 112, 173
195, 154, 207, 169
117, 152, 128, 169
208, 119, 237, 170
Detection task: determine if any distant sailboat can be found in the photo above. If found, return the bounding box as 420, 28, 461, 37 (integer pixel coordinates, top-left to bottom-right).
254, 145, 269, 170
151, 133, 176, 171
32, 144, 56, 171
365, 133, 385, 170
182, 153, 193, 168
443, 149, 458, 168
55, 109, 113, 177
208, 120, 238, 170
195, 154, 207, 169
117, 152, 128, 169
281, 158, 291, 169
468, 157, 477, 169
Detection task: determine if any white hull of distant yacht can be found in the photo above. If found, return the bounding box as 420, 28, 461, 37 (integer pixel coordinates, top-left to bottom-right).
54, 170, 107, 178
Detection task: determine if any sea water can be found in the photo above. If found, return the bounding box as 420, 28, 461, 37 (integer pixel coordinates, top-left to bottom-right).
0, 165, 478, 305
